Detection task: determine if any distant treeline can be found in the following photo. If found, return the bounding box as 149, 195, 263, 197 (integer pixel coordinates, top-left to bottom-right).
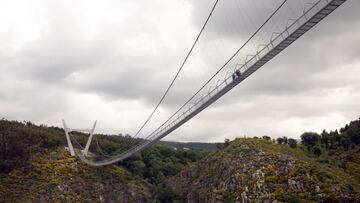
159, 140, 217, 151
262, 117, 360, 156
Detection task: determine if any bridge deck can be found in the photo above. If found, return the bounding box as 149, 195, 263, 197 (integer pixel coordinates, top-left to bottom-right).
78, 0, 347, 166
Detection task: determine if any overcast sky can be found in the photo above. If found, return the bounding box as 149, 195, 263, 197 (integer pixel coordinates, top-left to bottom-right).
0, 0, 359, 142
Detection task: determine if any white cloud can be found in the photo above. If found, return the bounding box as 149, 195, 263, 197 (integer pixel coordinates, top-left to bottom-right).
0, 0, 359, 142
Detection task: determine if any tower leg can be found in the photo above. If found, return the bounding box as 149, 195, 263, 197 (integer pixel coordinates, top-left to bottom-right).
83, 120, 97, 156
62, 119, 75, 156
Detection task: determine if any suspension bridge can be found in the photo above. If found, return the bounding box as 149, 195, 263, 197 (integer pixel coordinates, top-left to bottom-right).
64, 0, 347, 166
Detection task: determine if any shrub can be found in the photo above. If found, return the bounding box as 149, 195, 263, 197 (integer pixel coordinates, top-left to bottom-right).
313, 146, 322, 156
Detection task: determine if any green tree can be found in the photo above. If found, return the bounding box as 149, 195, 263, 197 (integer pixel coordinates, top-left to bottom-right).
320, 129, 330, 149
155, 183, 177, 203
282, 136, 288, 145
301, 132, 320, 147
313, 146, 322, 156
328, 130, 338, 149
339, 132, 351, 150
288, 138, 297, 148
129, 160, 146, 177
341, 119, 360, 145
277, 137, 284, 145
216, 142, 225, 149
224, 138, 230, 147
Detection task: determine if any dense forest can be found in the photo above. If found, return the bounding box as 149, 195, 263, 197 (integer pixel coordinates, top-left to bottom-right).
1, 117, 360, 202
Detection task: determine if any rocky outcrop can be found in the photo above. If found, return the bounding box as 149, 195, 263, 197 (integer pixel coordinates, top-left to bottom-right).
170, 138, 358, 202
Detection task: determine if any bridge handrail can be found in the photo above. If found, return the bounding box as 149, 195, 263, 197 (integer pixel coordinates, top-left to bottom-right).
76, 0, 346, 166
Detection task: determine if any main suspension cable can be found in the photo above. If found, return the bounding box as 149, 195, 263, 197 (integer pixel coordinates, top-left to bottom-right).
92, 0, 287, 158
143, 0, 288, 141
132, 0, 220, 139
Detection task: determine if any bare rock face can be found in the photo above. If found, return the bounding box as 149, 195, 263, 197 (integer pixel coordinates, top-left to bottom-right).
171, 138, 358, 203
181, 168, 198, 178
287, 177, 304, 190
241, 191, 248, 203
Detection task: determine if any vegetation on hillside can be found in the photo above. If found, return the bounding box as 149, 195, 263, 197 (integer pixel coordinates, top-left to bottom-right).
0, 119, 207, 202
169, 117, 360, 202
170, 137, 360, 202
1, 117, 360, 202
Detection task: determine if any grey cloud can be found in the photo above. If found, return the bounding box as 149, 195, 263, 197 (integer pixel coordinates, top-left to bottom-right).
165, 0, 360, 140
4, 0, 188, 106
208, 0, 360, 100
0, 0, 359, 141
0, 79, 68, 122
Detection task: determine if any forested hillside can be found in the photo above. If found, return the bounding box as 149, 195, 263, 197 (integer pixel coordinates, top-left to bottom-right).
1, 117, 359, 202
0, 120, 207, 202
